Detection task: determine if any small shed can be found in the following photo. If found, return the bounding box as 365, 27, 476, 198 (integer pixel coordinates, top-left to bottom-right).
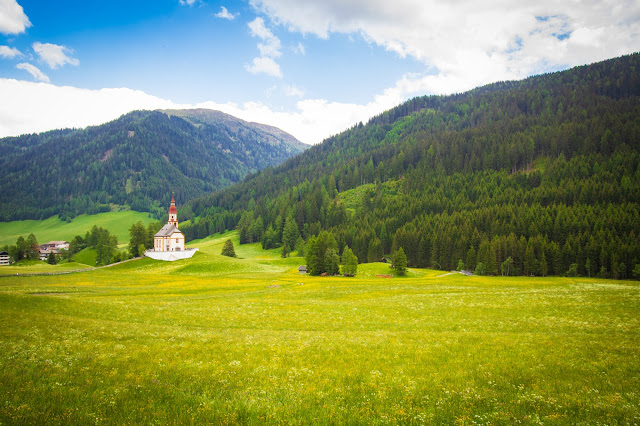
298, 265, 308, 274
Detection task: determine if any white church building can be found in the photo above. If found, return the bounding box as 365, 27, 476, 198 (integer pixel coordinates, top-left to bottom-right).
145, 194, 198, 261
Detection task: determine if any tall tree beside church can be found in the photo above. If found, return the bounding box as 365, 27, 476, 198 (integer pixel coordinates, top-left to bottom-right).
129, 221, 148, 257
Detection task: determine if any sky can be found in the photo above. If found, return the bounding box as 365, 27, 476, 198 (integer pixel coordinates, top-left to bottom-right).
0, 0, 639, 144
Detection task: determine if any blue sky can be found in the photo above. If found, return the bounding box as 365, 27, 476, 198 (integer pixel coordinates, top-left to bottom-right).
1, 0, 639, 143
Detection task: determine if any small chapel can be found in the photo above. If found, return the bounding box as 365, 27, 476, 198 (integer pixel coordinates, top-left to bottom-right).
154, 194, 185, 252
145, 194, 198, 261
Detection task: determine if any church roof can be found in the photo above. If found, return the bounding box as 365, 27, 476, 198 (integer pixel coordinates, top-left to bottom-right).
155, 224, 183, 237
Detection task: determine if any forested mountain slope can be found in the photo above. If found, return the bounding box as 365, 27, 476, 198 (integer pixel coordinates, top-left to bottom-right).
0, 109, 306, 221
184, 54, 640, 278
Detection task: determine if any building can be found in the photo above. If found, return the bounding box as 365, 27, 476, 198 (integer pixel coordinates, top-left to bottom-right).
0, 251, 9, 266
145, 194, 198, 261
153, 194, 185, 252
38, 241, 69, 261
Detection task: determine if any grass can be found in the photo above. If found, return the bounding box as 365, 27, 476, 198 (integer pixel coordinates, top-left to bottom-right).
0, 231, 638, 424
0, 211, 157, 246
72, 247, 98, 267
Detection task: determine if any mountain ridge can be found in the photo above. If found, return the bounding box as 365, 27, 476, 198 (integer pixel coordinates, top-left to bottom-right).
0, 109, 307, 221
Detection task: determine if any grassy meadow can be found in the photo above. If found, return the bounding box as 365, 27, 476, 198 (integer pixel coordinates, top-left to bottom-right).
0, 232, 638, 424
0, 211, 157, 246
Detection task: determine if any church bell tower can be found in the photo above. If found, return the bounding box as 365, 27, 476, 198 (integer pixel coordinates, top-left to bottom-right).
168, 193, 178, 227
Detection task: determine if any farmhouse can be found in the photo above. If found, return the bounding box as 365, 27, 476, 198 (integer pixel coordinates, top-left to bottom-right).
145, 194, 198, 261
38, 241, 69, 261
0, 251, 9, 266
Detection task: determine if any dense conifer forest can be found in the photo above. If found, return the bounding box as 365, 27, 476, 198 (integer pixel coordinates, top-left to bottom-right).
0, 109, 306, 221
182, 54, 640, 278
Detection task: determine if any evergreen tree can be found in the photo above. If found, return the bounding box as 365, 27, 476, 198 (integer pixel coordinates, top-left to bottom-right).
221, 239, 237, 258
395, 247, 407, 276
47, 252, 57, 265
282, 215, 300, 252
281, 243, 290, 258
324, 248, 340, 275
367, 238, 383, 262
129, 221, 147, 257
456, 259, 465, 271
341, 246, 358, 277
26, 233, 39, 260
539, 251, 548, 277
466, 246, 477, 271
262, 224, 278, 250
524, 244, 538, 276
295, 236, 305, 256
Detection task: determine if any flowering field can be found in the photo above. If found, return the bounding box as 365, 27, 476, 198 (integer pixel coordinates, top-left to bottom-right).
0, 234, 638, 424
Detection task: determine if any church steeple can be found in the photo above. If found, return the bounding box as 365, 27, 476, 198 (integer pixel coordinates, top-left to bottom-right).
168, 192, 178, 227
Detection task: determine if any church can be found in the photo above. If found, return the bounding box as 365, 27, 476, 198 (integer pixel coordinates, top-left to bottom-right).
145, 194, 198, 261
153, 194, 185, 252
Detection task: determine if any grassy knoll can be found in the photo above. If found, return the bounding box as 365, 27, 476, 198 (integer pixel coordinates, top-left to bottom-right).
0, 233, 638, 424
0, 211, 157, 246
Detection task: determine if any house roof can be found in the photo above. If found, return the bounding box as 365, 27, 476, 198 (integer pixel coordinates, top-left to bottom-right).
47, 241, 69, 245
155, 224, 184, 237
0, 251, 8, 256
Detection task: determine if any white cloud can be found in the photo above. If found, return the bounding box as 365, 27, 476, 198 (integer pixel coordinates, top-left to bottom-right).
179, 0, 200, 5
33, 42, 79, 69
15, 63, 49, 82
0, 0, 31, 34
249, 0, 640, 95
0, 79, 176, 137
246, 17, 283, 77
284, 84, 304, 97
0, 45, 21, 58
292, 42, 305, 55
0, 78, 405, 144
245, 56, 282, 78
214, 6, 236, 20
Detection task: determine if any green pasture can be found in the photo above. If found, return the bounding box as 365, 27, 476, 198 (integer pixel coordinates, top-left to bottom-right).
0, 232, 638, 424
0, 211, 157, 246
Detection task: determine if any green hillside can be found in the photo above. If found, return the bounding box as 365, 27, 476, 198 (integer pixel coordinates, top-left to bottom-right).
183, 54, 640, 279
0, 234, 638, 423
0, 109, 306, 221
0, 211, 156, 246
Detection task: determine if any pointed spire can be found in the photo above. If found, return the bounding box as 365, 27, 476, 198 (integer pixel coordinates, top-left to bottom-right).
168, 192, 178, 226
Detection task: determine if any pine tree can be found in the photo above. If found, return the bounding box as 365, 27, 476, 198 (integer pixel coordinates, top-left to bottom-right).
324, 248, 340, 275
221, 239, 237, 258
47, 252, 57, 265
282, 215, 300, 252
341, 246, 358, 277
540, 251, 548, 277
395, 247, 407, 276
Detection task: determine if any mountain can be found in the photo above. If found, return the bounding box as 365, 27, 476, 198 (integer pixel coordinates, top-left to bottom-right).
0, 109, 307, 221
183, 54, 640, 278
